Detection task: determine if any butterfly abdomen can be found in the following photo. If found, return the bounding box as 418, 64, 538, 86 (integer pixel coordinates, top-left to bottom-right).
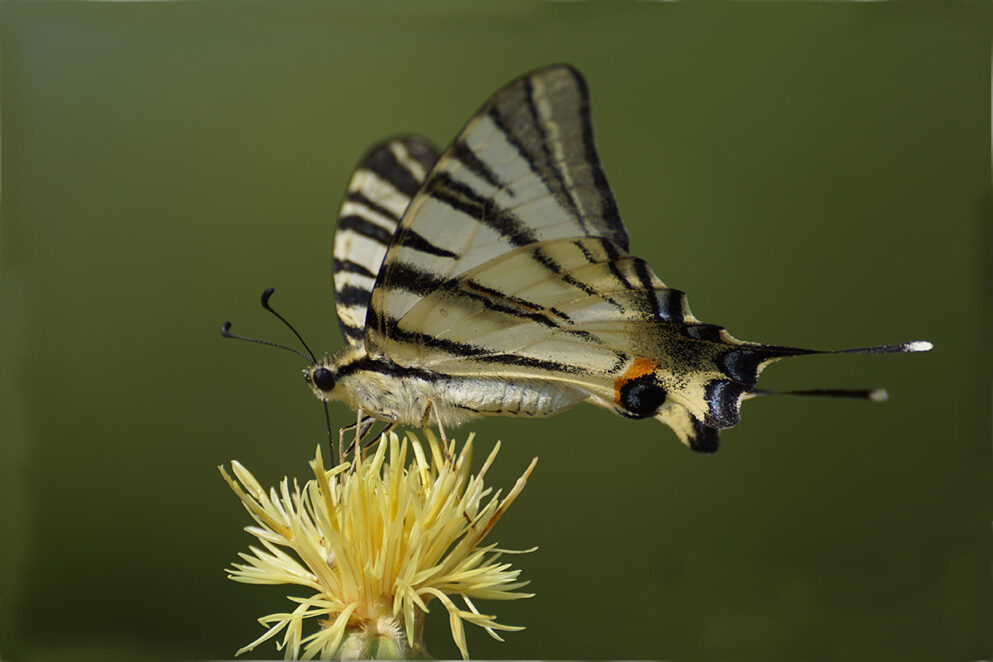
444, 376, 587, 419
318, 348, 588, 427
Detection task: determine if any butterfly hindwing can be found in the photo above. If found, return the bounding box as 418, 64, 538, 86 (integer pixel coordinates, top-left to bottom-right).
333, 137, 438, 346
378, 234, 763, 451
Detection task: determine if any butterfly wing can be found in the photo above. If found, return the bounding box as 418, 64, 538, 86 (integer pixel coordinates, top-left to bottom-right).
366, 64, 629, 348
381, 235, 781, 451
364, 65, 787, 452
333, 137, 438, 345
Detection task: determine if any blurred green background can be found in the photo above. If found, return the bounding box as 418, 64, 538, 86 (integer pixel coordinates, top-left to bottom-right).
2, 2, 990, 660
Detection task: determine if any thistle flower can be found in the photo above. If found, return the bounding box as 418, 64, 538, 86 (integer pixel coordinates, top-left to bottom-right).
220, 431, 537, 659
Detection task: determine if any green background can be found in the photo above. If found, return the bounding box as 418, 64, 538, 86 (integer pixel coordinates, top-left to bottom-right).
2, 2, 990, 660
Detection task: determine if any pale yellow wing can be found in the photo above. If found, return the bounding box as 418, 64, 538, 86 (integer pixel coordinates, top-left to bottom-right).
380, 237, 783, 452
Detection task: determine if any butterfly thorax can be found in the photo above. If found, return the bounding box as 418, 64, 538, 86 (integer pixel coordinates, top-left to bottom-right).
305, 344, 587, 427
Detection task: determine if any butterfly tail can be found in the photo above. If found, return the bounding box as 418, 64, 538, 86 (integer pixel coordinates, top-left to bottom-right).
644, 337, 931, 453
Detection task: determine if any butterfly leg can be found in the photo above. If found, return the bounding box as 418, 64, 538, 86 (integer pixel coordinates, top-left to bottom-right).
340, 409, 377, 463
418, 401, 432, 432
420, 400, 452, 462
355, 409, 364, 461
362, 421, 398, 449
338, 420, 367, 440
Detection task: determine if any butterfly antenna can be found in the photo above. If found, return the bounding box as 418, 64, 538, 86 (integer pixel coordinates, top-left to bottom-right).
259, 288, 319, 363
258, 289, 336, 455
220, 321, 310, 360
222, 289, 337, 457
321, 401, 334, 456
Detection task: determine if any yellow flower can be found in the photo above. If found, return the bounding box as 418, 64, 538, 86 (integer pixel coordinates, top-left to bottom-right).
220, 431, 537, 660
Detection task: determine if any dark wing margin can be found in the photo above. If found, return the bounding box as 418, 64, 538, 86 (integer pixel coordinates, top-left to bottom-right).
332, 137, 438, 346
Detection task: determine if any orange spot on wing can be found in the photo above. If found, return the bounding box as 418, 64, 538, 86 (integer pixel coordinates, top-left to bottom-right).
613, 357, 658, 405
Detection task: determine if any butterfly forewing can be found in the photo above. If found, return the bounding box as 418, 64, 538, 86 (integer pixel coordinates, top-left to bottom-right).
367, 65, 631, 352
333, 138, 438, 346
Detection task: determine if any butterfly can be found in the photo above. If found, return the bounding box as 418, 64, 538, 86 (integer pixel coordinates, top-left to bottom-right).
229, 64, 930, 454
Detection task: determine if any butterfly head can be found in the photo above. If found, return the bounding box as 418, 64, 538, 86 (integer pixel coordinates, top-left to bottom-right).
303, 344, 368, 404
303, 359, 350, 405
307, 364, 336, 395
304, 359, 340, 402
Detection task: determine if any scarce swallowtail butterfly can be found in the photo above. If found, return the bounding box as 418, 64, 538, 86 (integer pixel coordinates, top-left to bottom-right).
230, 64, 931, 454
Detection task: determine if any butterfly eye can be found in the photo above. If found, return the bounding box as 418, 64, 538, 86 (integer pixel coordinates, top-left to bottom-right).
312, 367, 335, 392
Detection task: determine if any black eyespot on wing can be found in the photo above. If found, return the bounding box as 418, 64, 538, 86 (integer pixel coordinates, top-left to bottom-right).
619, 375, 667, 418
704, 379, 749, 428
689, 416, 721, 453
312, 367, 335, 392
719, 348, 765, 385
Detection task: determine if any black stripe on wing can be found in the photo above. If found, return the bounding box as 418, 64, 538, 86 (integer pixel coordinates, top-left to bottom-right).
338, 214, 395, 246
393, 228, 460, 259
450, 141, 506, 192
333, 258, 377, 279
345, 190, 401, 223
